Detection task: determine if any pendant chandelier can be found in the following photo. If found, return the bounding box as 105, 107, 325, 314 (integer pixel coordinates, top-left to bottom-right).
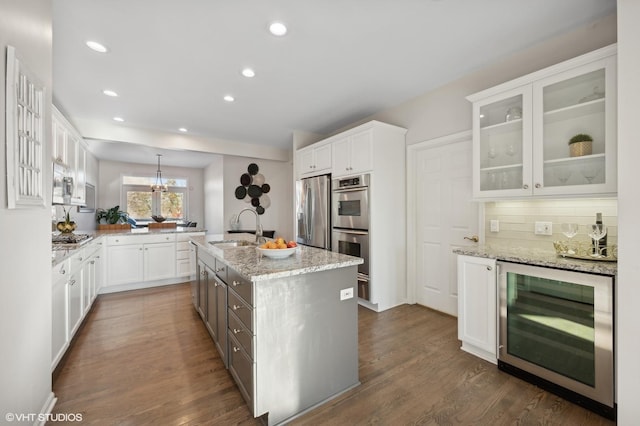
151, 154, 168, 192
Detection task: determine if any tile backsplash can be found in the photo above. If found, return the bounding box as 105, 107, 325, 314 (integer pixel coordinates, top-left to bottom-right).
484, 198, 617, 250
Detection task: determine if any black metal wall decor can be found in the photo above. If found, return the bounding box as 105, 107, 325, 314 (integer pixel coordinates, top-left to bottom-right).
234, 163, 271, 215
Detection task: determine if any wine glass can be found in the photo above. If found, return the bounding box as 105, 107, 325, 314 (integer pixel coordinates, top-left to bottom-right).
580, 164, 600, 184
505, 143, 516, 157
561, 223, 579, 239
587, 224, 607, 257
561, 223, 579, 254
555, 168, 572, 185
487, 145, 497, 165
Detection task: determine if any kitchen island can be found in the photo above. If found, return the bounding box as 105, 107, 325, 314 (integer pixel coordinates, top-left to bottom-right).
190, 234, 363, 425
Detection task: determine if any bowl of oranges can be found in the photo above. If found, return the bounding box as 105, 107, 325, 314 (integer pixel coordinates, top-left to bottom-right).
256, 237, 298, 259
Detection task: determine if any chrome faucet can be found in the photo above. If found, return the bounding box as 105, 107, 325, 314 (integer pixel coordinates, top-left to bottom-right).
235, 208, 265, 243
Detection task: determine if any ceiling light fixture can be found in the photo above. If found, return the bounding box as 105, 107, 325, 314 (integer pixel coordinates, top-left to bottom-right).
103, 89, 118, 97
86, 40, 108, 53
151, 154, 168, 192
113, 117, 124, 122
178, 127, 188, 132
241, 68, 255, 78
269, 22, 288, 36
224, 95, 235, 102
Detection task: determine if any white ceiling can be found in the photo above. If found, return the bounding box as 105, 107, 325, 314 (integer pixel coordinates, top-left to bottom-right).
52, 0, 616, 167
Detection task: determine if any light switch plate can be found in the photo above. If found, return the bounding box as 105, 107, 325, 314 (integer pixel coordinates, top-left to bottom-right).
490, 220, 499, 232
534, 221, 553, 235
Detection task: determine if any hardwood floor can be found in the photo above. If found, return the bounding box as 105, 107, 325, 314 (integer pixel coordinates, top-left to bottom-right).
51, 283, 614, 426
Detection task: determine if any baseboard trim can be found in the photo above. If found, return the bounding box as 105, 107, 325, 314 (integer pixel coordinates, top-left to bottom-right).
35, 392, 57, 426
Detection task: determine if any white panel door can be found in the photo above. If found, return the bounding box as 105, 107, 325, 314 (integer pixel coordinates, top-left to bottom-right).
411, 133, 479, 315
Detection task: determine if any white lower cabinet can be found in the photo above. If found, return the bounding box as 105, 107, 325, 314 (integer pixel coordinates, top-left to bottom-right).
105, 234, 176, 286
52, 262, 69, 370
457, 255, 497, 364
176, 232, 203, 279
52, 241, 102, 371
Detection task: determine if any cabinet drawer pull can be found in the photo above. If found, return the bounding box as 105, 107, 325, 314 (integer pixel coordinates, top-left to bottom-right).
90, 261, 95, 265
215, 267, 224, 273
535, 183, 542, 188
232, 304, 244, 311
523, 184, 529, 189
486, 266, 492, 271
233, 346, 241, 353
69, 279, 76, 286
59, 267, 66, 275
214, 282, 218, 287
232, 328, 242, 334
232, 280, 241, 287
78, 257, 83, 261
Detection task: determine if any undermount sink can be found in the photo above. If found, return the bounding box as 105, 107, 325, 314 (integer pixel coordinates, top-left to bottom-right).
209, 240, 256, 248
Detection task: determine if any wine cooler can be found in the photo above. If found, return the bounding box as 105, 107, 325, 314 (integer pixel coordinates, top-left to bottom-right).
497, 262, 615, 419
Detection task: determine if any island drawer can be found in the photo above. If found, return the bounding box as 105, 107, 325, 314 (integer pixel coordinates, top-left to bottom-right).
228, 333, 254, 407
228, 310, 254, 359
228, 289, 253, 332
228, 269, 252, 305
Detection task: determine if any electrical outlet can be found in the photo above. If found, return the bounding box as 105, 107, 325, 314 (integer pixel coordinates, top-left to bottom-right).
534, 221, 553, 235
490, 220, 499, 232
340, 287, 354, 301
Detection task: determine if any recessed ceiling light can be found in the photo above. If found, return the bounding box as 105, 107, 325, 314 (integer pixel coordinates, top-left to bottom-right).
178, 127, 188, 132
241, 68, 255, 78
113, 117, 124, 122
224, 95, 235, 102
86, 40, 108, 53
269, 22, 288, 36
103, 89, 118, 97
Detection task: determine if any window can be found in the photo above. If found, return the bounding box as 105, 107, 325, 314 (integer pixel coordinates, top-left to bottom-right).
122, 175, 188, 221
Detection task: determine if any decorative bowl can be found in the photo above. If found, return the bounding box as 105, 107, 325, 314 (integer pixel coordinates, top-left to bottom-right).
151, 215, 166, 223
256, 246, 296, 259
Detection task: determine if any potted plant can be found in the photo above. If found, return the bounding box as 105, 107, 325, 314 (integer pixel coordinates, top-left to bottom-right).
56, 207, 77, 234
568, 133, 593, 157
96, 205, 129, 225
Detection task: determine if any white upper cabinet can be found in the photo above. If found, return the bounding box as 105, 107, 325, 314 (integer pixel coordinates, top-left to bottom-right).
468, 44, 617, 199
332, 129, 374, 178
296, 142, 332, 178
52, 106, 87, 205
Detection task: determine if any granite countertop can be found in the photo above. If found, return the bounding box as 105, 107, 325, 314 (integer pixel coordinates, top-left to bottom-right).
453, 245, 617, 276
51, 227, 207, 267
191, 233, 364, 282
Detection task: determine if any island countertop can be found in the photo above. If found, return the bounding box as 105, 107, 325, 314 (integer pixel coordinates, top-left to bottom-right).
453, 245, 617, 275
191, 233, 364, 282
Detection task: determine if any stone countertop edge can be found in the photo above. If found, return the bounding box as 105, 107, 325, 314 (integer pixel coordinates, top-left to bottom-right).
453, 245, 617, 276
191, 234, 364, 282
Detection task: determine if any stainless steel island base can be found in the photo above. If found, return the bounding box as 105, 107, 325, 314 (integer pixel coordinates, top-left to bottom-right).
192, 234, 363, 426
250, 266, 359, 425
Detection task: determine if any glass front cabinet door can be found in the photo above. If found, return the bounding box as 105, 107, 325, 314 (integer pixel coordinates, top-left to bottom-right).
469, 45, 616, 199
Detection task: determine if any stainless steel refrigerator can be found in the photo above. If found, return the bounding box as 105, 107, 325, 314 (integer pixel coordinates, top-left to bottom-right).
295, 174, 331, 249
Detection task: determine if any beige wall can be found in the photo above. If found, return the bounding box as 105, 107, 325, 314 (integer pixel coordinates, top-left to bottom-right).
484, 199, 617, 250
203, 154, 224, 234
97, 159, 205, 227
333, 14, 617, 148
223, 155, 294, 240
0, 0, 54, 416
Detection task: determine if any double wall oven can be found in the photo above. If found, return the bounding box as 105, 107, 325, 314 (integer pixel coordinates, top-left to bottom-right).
332, 174, 370, 300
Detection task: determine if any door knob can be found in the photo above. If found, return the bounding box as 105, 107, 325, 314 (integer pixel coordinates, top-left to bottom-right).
464, 235, 479, 243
